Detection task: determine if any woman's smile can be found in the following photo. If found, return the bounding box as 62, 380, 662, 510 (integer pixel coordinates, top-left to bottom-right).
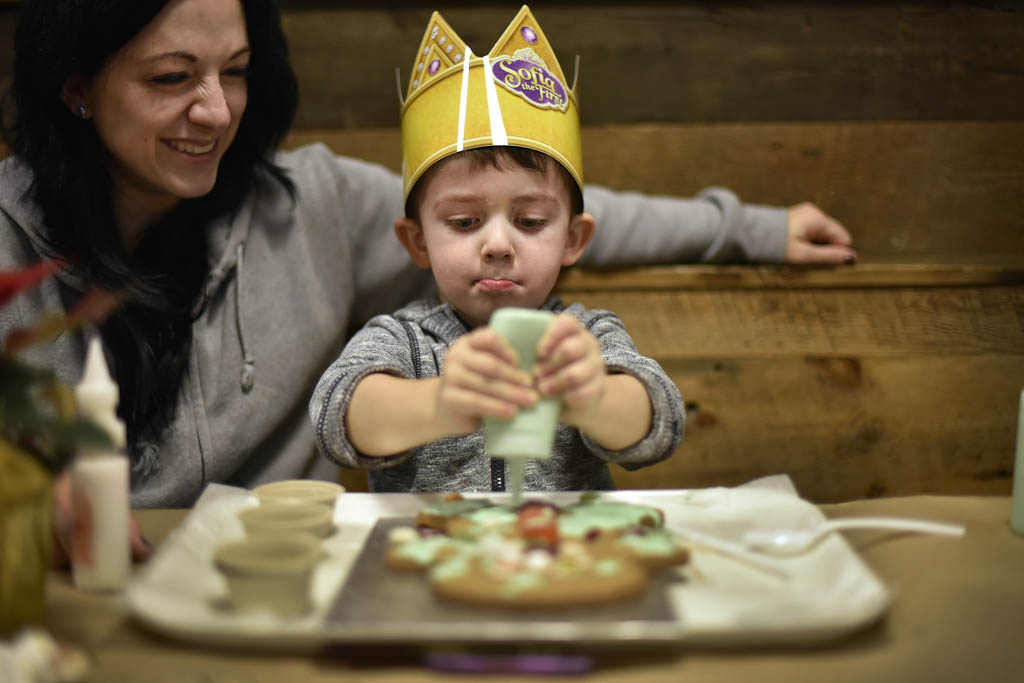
165, 138, 217, 156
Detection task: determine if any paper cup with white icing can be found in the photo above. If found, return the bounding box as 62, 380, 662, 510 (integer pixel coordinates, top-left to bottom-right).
252, 479, 344, 508
238, 502, 335, 539
213, 534, 322, 616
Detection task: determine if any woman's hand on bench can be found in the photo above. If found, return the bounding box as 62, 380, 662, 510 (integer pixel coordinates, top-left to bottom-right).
785, 202, 857, 265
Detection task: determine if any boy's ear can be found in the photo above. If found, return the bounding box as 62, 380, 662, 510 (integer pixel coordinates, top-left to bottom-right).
561, 212, 596, 267
394, 217, 432, 269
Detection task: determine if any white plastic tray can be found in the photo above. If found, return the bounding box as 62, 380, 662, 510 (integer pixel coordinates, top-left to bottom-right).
125, 479, 891, 649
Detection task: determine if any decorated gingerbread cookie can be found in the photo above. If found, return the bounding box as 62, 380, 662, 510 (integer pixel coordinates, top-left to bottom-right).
429, 539, 649, 607
388, 493, 688, 608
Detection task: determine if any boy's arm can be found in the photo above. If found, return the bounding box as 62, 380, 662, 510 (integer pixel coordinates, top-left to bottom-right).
345, 374, 447, 456
534, 314, 653, 451
335, 325, 537, 458
310, 314, 428, 469
567, 373, 653, 452
546, 306, 685, 469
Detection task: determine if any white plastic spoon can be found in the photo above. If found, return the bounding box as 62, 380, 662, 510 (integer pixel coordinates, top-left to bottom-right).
742, 517, 966, 556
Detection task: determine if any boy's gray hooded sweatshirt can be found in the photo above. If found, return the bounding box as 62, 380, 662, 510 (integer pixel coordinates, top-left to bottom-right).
0, 143, 785, 507
311, 298, 685, 493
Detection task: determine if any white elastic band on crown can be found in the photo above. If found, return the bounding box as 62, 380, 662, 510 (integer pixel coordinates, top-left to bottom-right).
457, 46, 472, 151
481, 55, 508, 146
394, 67, 405, 107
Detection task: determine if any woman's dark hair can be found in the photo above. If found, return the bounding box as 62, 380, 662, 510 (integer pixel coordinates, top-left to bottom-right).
1, 0, 299, 450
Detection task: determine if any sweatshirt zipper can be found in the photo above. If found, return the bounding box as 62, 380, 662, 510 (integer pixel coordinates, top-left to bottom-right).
491, 458, 505, 492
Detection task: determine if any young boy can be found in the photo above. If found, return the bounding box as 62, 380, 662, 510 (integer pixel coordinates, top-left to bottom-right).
309, 7, 684, 492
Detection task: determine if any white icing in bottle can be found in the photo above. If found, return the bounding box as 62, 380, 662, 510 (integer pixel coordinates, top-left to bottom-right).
70, 337, 130, 591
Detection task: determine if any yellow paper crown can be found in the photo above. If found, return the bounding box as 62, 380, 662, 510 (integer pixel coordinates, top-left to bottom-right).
400, 5, 582, 201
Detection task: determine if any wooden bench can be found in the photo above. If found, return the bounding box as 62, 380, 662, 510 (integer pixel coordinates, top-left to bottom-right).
558, 263, 1024, 501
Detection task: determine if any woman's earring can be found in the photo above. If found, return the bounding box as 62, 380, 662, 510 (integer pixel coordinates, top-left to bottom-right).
78, 104, 89, 118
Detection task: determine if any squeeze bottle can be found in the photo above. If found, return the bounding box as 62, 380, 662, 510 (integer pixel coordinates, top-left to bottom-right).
483, 308, 561, 498
71, 337, 130, 591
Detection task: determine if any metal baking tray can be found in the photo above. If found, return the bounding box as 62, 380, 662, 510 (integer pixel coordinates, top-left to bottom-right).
126, 486, 891, 650
323, 517, 684, 644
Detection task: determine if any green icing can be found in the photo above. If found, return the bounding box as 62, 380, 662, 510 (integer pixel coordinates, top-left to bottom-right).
558, 501, 662, 537
395, 540, 452, 565
480, 554, 498, 573
430, 555, 472, 581
594, 558, 623, 576
397, 536, 469, 566
421, 498, 494, 517
464, 506, 518, 527
617, 530, 678, 556
499, 571, 544, 597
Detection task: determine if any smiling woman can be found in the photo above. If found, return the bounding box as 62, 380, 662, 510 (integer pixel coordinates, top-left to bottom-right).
60, 0, 251, 247
1, 0, 297, 475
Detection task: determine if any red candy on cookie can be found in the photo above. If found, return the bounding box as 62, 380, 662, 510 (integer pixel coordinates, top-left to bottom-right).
516, 502, 560, 549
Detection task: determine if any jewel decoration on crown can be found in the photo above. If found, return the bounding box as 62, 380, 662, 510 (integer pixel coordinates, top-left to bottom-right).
399, 5, 582, 201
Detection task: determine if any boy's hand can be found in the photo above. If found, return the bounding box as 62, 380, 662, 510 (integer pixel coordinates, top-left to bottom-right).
534, 313, 607, 431
437, 327, 537, 435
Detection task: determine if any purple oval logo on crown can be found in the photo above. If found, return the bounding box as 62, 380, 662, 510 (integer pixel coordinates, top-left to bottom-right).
491, 48, 568, 112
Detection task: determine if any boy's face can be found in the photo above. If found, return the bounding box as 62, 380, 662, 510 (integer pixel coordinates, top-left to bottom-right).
395, 153, 594, 328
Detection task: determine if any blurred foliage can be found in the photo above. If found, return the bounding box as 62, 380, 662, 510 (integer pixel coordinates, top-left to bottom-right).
1, 262, 119, 472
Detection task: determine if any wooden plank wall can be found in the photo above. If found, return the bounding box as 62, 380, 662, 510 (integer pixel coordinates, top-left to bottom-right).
1, 2, 1022, 501
557, 266, 1024, 500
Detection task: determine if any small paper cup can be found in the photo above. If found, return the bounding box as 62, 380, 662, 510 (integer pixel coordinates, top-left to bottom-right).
213, 534, 322, 616
253, 479, 344, 508
238, 502, 335, 539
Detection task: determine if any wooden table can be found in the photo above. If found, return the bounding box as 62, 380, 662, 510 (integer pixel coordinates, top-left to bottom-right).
42, 495, 1024, 682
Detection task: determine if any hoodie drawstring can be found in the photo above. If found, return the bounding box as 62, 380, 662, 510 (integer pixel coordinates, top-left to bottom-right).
234, 243, 255, 393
